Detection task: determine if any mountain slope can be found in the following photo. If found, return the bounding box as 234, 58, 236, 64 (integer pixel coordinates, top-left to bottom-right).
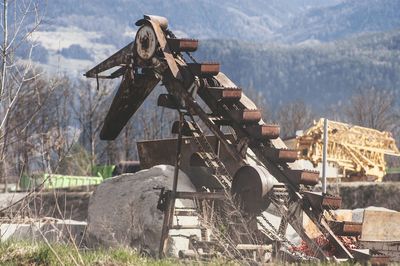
26, 1, 400, 112
45, 0, 340, 43
279, 0, 400, 43
195, 30, 400, 111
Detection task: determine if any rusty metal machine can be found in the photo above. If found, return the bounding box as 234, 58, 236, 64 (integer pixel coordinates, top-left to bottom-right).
85, 15, 389, 263
296, 118, 400, 182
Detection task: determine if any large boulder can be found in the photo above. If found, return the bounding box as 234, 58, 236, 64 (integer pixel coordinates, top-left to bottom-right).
86, 165, 200, 257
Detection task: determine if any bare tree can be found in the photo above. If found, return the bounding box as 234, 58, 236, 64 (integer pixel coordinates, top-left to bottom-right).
72, 79, 113, 169
6, 72, 67, 180
0, 0, 46, 190
344, 87, 399, 132
276, 100, 314, 139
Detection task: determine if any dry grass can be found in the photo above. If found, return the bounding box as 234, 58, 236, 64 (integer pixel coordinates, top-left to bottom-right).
0, 241, 181, 266
0, 241, 243, 266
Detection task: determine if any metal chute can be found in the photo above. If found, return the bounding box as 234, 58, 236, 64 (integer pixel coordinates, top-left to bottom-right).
100, 72, 159, 140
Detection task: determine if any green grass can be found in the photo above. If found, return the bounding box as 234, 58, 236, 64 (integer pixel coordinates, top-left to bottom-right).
0, 241, 181, 266
1, 241, 368, 265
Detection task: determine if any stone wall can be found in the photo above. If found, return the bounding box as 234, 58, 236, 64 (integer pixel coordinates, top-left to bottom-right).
325, 182, 400, 211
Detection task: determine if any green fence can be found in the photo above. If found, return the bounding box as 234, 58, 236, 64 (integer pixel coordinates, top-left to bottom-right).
19, 164, 116, 190
20, 174, 103, 190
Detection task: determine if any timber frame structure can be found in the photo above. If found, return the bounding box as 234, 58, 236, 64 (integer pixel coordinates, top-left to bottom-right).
297, 118, 400, 181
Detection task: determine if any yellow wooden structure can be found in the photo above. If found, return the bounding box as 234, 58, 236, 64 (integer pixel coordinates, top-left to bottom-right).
296, 118, 400, 181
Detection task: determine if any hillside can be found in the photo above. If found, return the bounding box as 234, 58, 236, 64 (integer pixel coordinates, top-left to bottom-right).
195, 30, 400, 111
23, 0, 400, 111
279, 0, 400, 42
44, 0, 341, 43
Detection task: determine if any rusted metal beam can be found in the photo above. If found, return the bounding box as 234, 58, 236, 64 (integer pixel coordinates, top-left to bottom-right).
229, 109, 262, 124
187, 63, 220, 76
246, 124, 280, 140
207, 87, 242, 102
167, 38, 198, 52
264, 147, 298, 163
283, 169, 320, 186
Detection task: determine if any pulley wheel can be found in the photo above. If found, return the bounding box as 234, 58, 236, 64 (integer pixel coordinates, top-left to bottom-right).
135, 25, 157, 60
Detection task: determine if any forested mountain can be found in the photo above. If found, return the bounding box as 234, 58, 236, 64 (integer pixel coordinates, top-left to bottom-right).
45, 0, 341, 43
27, 0, 400, 111
4, 0, 400, 175
195, 30, 400, 111
279, 0, 400, 42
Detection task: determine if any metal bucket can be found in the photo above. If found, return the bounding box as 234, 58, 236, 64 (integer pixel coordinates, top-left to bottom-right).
232, 165, 277, 213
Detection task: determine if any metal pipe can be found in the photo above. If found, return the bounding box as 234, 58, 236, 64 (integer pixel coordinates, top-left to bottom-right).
322, 118, 328, 194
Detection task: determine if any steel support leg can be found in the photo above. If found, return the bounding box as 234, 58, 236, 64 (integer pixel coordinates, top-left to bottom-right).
159, 112, 184, 258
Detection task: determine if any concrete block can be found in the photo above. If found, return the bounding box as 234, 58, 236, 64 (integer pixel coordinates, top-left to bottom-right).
361, 210, 400, 241
0, 219, 87, 246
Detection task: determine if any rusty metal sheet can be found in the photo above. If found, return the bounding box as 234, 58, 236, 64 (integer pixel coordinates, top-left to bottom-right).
322, 195, 342, 210
136, 135, 239, 189
100, 72, 160, 140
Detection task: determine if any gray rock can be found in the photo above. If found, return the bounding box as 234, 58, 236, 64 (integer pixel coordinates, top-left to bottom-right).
86, 165, 199, 257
